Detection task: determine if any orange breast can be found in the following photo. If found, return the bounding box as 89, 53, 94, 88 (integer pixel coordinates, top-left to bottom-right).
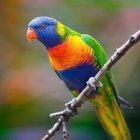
48, 36, 94, 71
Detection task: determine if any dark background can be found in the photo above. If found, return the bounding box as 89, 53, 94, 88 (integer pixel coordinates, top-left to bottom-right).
0, 0, 140, 140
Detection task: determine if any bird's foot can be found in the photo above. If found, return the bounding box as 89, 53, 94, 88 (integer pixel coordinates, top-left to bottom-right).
86, 77, 103, 90
50, 98, 78, 118
65, 98, 78, 116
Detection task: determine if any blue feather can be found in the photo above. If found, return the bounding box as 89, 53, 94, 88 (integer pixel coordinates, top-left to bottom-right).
28, 16, 62, 48
58, 63, 99, 92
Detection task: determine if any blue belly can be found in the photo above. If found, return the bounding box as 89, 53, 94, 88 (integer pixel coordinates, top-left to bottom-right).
58, 63, 99, 92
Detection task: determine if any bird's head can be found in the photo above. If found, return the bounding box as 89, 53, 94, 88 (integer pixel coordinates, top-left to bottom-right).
26, 16, 65, 49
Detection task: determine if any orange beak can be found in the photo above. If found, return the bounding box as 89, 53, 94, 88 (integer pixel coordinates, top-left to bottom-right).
26, 28, 38, 42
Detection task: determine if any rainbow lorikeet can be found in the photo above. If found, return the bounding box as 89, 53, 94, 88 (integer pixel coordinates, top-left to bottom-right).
26, 17, 132, 140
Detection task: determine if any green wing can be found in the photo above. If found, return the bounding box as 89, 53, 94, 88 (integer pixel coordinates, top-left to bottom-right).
81, 34, 132, 139
81, 34, 132, 109
81, 34, 111, 76
81, 34, 119, 102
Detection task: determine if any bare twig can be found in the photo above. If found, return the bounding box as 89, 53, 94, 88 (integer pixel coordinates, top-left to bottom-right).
41, 117, 63, 140
41, 30, 140, 140
62, 116, 69, 140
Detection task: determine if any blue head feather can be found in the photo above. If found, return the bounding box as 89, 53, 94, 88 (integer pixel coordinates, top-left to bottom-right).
28, 16, 62, 49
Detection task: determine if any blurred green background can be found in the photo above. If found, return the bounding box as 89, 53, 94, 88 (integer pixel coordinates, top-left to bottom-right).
0, 0, 140, 140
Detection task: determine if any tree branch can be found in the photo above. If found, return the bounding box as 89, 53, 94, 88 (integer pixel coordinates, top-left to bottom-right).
41, 29, 140, 140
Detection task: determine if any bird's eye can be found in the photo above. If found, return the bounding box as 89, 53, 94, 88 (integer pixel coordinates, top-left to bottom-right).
39, 24, 46, 29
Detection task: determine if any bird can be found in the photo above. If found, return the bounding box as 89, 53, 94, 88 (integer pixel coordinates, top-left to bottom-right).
26, 16, 132, 140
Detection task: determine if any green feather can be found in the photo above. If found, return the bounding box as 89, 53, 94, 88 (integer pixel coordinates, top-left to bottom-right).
81, 34, 118, 101
81, 34, 131, 140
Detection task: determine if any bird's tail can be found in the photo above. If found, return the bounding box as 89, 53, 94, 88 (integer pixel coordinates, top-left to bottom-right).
91, 95, 131, 140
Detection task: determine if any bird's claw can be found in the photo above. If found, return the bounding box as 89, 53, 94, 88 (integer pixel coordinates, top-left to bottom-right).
86, 77, 103, 90
65, 99, 78, 116
98, 81, 103, 87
